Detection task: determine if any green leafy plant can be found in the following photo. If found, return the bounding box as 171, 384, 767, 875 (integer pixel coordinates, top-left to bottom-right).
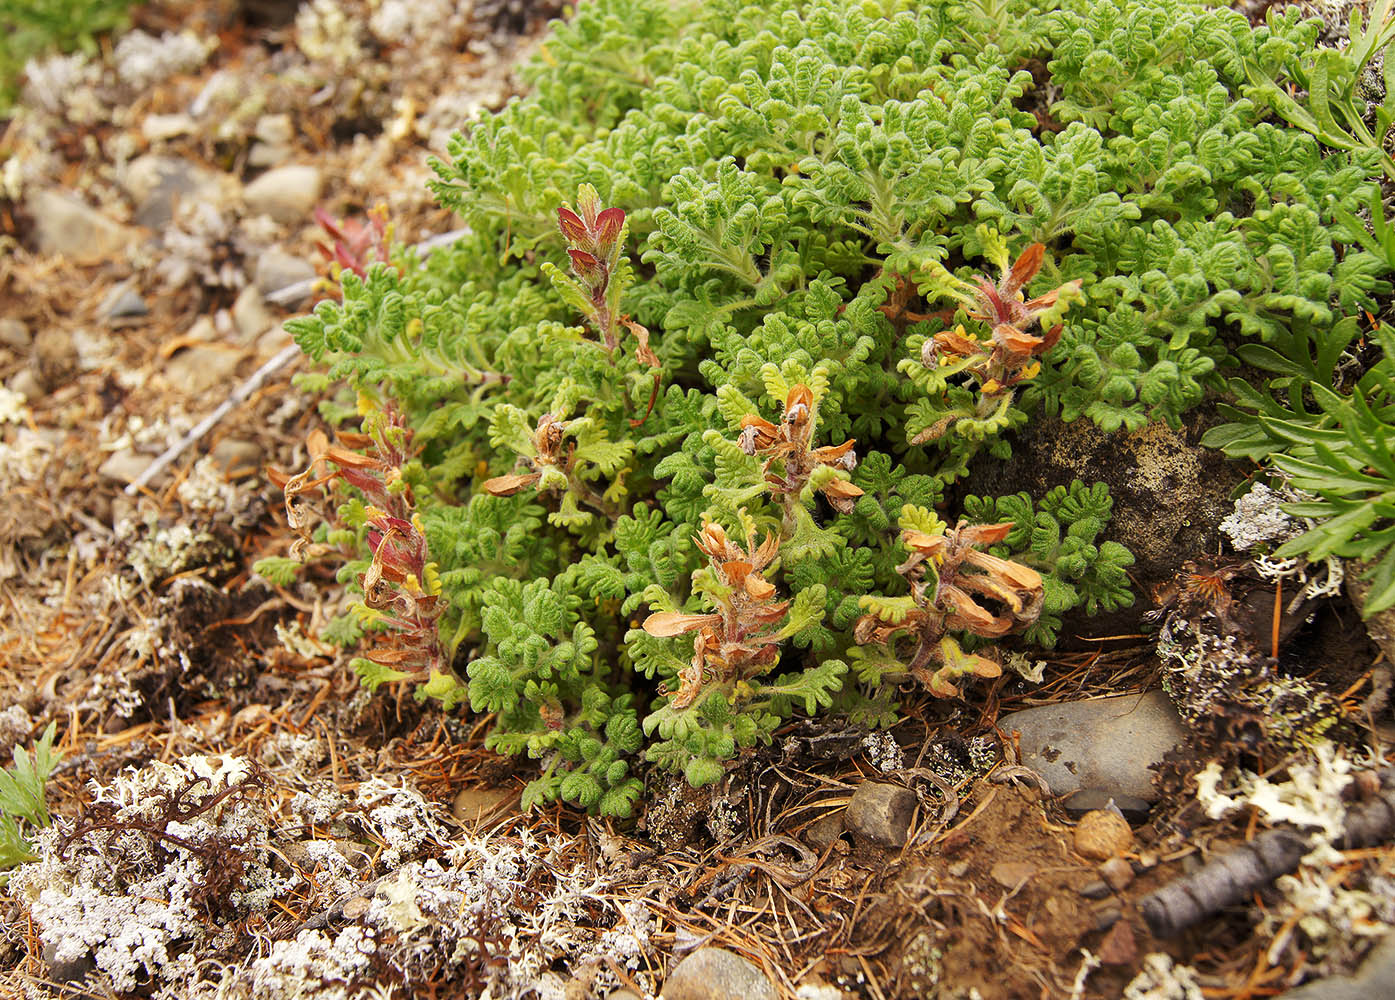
1237, 0, 1395, 182
0, 0, 138, 111
1205, 321, 1395, 618
0, 722, 63, 872
961, 480, 1136, 646
277, 0, 1394, 813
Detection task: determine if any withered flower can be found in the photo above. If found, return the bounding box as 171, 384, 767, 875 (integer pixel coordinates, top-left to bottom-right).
642, 520, 790, 709
482, 413, 567, 497
922, 243, 1082, 398
738, 384, 864, 520
856, 520, 1044, 697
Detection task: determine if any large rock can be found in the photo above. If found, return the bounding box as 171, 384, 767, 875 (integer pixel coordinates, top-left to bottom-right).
661, 947, 776, 1000
28, 190, 136, 264
961, 412, 1246, 644
243, 165, 323, 224
999, 690, 1185, 802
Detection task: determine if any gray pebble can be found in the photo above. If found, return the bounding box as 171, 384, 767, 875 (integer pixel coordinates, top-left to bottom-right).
254, 249, 317, 301
28, 189, 136, 264
662, 947, 775, 1000
843, 781, 917, 848
244, 164, 323, 224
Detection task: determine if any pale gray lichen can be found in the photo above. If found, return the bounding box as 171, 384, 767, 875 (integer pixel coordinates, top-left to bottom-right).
296, 0, 367, 71
177, 456, 242, 516
1197, 745, 1395, 976
1218, 483, 1302, 553
7, 755, 286, 997
861, 731, 904, 773
352, 778, 447, 868
1123, 954, 1204, 1000
113, 30, 214, 90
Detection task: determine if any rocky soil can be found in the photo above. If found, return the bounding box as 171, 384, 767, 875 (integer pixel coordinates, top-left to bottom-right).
0, 2, 1393, 999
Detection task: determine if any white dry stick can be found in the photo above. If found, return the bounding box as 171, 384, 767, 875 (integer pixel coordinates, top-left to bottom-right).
1069, 949, 1101, 1000
125, 228, 470, 495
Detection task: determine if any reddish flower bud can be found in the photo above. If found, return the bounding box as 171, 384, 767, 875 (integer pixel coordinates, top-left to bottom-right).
594, 207, 625, 249
568, 248, 607, 285
557, 207, 588, 244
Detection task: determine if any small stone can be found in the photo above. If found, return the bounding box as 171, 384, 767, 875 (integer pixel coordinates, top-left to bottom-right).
31, 328, 79, 391
43, 940, 96, 984
1096, 919, 1137, 966
99, 449, 153, 484
1077, 879, 1111, 900
122, 155, 229, 230
1062, 789, 1152, 823
990, 860, 1038, 888
9, 369, 43, 401
249, 142, 289, 168
231, 285, 275, 342
255, 114, 294, 147
1092, 904, 1122, 932
28, 189, 136, 264
97, 280, 148, 321
662, 947, 776, 1000
0, 317, 30, 349
243, 164, 323, 224
254, 249, 317, 298
843, 782, 917, 847
341, 896, 372, 919
1000, 690, 1185, 802
141, 113, 195, 143
1098, 855, 1134, 892
946, 860, 970, 878
607, 991, 642, 1000
1074, 810, 1132, 861
803, 811, 846, 850
210, 438, 263, 477
185, 316, 218, 343
164, 345, 242, 396
451, 785, 517, 824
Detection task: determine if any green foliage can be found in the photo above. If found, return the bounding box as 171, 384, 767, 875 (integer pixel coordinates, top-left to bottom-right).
1234, 0, 1395, 182
1204, 321, 1395, 618
468, 577, 642, 815
0, 0, 137, 111
962, 480, 1135, 645
252, 556, 302, 588
281, 0, 1393, 812
0, 722, 62, 872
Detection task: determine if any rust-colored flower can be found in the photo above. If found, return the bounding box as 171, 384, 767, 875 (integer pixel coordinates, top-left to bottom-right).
738, 384, 864, 520
922, 243, 1082, 396
855, 520, 1042, 698
643, 519, 791, 709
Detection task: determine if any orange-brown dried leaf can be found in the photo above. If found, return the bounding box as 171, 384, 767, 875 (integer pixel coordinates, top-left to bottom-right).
933, 327, 983, 357
1006, 242, 1044, 295
482, 471, 542, 496
325, 445, 380, 469
959, 522, 1014, 546
621, 318, 659, 368
643, 612, 722, 637
744, 573, 776, 601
